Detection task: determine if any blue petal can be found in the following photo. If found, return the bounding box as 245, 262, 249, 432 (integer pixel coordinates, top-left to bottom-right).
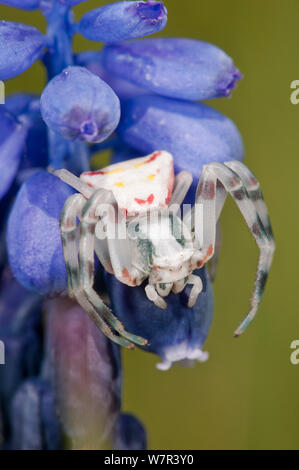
115, 414, 147, 450
5, 94, 48, 170
103, 38, 242, 100
105, 267, 213, 368
111, 145, 141, 165
0, 21, 45, 80
117, 95, 244, 183
0, 0, 40, 9
0, 107, 27, 200
79, 1, 167, 43
44, 297, 122, 444
10, 378, 61, 450
0, 272, 43, 437
40, 66, 121, 143
60, 0, 89, 5
7, 171, 75, 295
76, 51, 147, 100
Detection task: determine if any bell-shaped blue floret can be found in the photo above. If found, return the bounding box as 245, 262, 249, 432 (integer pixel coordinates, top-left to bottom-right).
0, 0, 40, 9
7, 171, 75, 295
76, 51, 147, 100
40, 66, 121, 143
79, 1, 167, 43
105, 268, 213, 370
44, 297, 122, 447
117, 95, 244, 184
103, 38, 242, 101
10, 378, 61, 450
0, 107, 27, 201
0, 21, 45, 80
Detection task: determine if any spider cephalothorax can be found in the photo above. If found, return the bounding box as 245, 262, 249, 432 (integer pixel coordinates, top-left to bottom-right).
55, 150, 274, 348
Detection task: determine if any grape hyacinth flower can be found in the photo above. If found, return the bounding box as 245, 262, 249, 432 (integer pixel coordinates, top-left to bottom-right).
78, 1, 167, 43
40, 66, 121, 143
0, 0, 251, 450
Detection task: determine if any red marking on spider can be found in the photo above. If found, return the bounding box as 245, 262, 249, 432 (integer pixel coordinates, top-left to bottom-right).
165, 188, 172, 205
122, 268, 136, 286
120, 208, 128, 218
145, 151, 161, 164
199, 181, 215, 200
198, 244, 214, 268
229, 177, 240, 188
134, 193, 155, 205
83, 170, 105, 176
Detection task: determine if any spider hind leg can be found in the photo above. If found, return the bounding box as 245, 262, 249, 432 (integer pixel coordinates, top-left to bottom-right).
192, 161, 275, 336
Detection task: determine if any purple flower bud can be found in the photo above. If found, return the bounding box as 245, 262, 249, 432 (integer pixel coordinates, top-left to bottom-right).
114, 414, 147, 450
7, 171, 75, 295
0, 0, 40, 9
105, 268, 213, 370
103, 38, 242, 100
40, 66, 120, 143
118, 95, 244, 183
79, 1, 167, 43
44, 297, 122, 449
10, 378, 61, 450
0, 107, 27, 201
0, 21, 45, 80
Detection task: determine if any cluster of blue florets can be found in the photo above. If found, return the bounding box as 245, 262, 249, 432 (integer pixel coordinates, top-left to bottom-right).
0, 0, 243, 449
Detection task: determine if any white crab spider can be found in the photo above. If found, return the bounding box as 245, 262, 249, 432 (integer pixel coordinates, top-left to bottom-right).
55, 150, 275, 349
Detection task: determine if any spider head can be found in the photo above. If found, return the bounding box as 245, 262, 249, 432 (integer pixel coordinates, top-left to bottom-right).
129, 210, 194, 282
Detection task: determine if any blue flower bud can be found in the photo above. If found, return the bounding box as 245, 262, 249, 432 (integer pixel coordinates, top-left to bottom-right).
60, 0, 89, 5
105, 268, 213, 370
0, 107, 27, 201
103, 38, 242, 100
44, 297, 122, 448
10, 378, 61, 450
78, 1, 167, 43
0, 0, 40, 9
0, 271, 42, 436
6, 94, 48, 170
7, 171, 75, 295
115, 414, 147, 450
76, 51, 147, 100
0, 21, 45, 80
117, 95, 244, 183
40, 66, 121, 143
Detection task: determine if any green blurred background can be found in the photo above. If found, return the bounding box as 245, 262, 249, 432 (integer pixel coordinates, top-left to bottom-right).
2, 0, 299, 450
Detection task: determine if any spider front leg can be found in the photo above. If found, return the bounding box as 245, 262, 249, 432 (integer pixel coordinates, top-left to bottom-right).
79, 189, 148, 347
187, 274, 203, 308
169, 170, 193, 213
192, 162, 275, 337
224, 161, 273, 239
60, 193, 134, 349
